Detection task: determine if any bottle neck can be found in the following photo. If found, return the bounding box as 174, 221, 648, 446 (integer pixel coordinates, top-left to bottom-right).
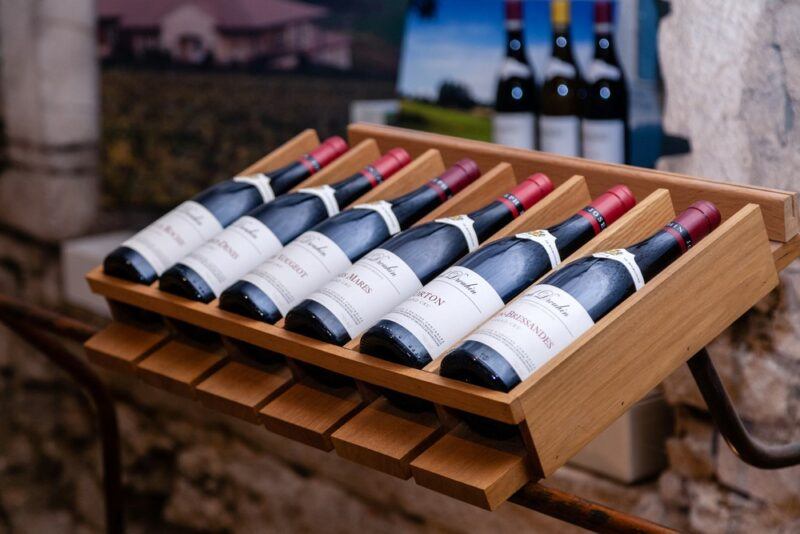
627, 230, 684, 282
547, 212, 596, 259
505, 27, 528, 63
268, 156, 319, 196
389, 183, 447, 229
467, 201, 518, 242
331, 170, 379, 208
551, 27, 576, 63
593, 29, 619, 64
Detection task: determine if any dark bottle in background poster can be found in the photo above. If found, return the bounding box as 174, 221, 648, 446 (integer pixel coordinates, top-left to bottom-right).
492, 0, 538, 150
539, 0, 583, 157
582, 0, 629, 164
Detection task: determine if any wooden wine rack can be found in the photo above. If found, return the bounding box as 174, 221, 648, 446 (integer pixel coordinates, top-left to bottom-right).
84, 124, 799, 511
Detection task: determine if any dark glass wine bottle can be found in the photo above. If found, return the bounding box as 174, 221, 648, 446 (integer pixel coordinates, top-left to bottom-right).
218, 160, 482, 331
103, 136, 348, 285
581, 0, 628, 163
441, 201, 721, 437
361, 185, 636, 376
285, 174, 555, 359
492, 0, 538, 149
539, 0, 583, 157
441, 201, 721, 393
158, 149, 411, 303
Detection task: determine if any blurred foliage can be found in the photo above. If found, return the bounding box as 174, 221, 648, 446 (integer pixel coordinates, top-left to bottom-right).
395, 100, 491, 142
101, 69, 394, 211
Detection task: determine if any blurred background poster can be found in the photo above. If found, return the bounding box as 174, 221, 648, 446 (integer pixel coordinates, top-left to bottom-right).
395, 0, 664, 168
98, 0, 405, 215
99, 0, 664, 221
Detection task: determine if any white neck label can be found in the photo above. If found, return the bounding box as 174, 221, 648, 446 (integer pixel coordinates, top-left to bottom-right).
464, 283, 594, 381
435, 215, 479, 252
242, 230, 352, 316
586, 59, 622, 83
593, 249, 644, 290
382, 266, 504, 359
307, 248, 422, 339
515, 229, 560, 269
122, 200, 224, 275
179, 215, 283, 297
234, 174, 275, 203
298, 184, 340, 217
353, 200, 401, 235
545, 57, 577, 80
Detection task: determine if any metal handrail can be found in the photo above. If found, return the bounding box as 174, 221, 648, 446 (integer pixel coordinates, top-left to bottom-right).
688, 348, 800, 469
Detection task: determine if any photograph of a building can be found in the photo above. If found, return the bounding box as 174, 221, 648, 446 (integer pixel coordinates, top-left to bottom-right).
98, 0, 352, 70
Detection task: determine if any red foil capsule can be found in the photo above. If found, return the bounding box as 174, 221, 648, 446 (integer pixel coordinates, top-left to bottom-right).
579, 184, 637, 234
307, 136, 349, 169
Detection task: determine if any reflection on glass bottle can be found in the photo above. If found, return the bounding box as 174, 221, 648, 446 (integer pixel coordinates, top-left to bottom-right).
492, 0, 538, 150
582, 0, 629, 164
539, 0, 583, 157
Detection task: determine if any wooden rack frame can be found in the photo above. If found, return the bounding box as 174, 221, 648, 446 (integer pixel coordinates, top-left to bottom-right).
85, 124, 798, 511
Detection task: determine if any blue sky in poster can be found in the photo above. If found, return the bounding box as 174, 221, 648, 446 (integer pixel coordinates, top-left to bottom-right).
397, 0, 598, 103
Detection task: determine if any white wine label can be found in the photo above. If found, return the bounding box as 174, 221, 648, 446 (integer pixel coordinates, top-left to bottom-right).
465, 284, 595, 380
585, 59, 622, 83
545, 57, 577, 80
234, 174, 275, 203
582, 119, 625, 164
242, 231, 352, 316
593, 249, 644, 290
308, 248, 422, 338
493, 112, 536, 150
382, 266, 504, 359
539, 115, 580, 157
516, 229, 560, 269
298, 184, 339, 217
122, 200, 224, 276
435, 215, 479, 252
179, 216, 283, 297
353, 200, 400, 235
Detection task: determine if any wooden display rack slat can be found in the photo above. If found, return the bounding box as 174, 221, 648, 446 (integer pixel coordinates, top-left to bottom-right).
84, 125, 797, 511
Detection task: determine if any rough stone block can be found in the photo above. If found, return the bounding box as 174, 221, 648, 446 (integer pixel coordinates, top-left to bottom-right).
0, 170, 97, 241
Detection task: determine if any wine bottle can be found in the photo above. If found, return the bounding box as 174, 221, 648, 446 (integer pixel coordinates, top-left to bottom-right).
492, 0, 538, 149
441, 201, 721, 399
539, 0, 583, 157
285, 174, 555, 356
158, 149, 411, 303
218, 160, 482, 329
361, 185, 636, 375
581, 0, 628, 163
103, 136, 349, 285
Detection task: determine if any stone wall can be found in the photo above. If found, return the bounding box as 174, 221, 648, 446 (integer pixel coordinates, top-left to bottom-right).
656, 0, 800, 531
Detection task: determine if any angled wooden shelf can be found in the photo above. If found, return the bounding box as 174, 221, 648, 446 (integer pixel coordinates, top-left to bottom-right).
83, 125, 797, 511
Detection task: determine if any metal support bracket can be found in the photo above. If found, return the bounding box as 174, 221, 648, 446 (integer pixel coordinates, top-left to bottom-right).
688, 348, 800, 469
